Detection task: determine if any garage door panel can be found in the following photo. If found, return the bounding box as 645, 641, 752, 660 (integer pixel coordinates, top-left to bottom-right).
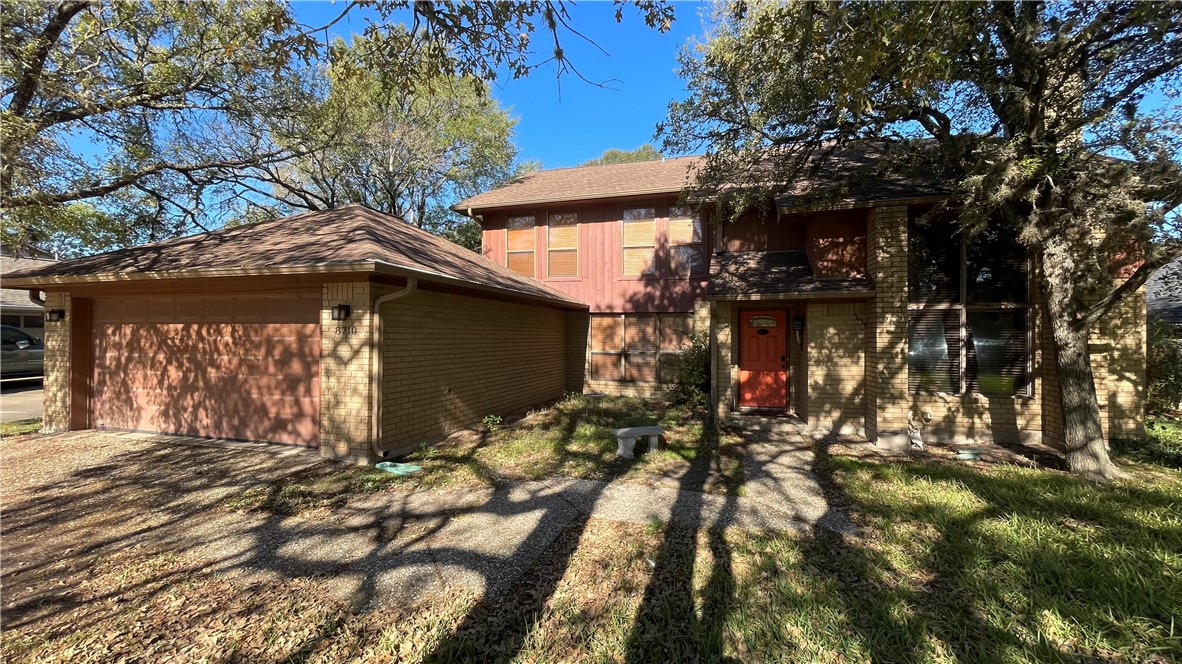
92, 294, 321, 447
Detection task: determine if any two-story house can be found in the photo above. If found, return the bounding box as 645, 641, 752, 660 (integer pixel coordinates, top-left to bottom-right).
456, 156, 1146, 449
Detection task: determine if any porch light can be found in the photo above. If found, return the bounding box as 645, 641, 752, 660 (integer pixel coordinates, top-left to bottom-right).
792, 316, 805, 332
330, 304, 352, 321
45, 309, 66, 323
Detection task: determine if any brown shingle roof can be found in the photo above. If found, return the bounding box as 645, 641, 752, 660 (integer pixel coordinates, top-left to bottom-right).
4, 205, 585, 308
707, 250, 874, 299
453, 156, 703, 212
1, 256, 55, 310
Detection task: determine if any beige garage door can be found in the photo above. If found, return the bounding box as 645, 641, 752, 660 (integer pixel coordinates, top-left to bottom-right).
92, 292, 321, 446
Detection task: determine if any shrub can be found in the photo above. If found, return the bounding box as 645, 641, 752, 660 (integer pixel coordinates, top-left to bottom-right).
1146, 314, 1182, 414
667, 331, 710, 410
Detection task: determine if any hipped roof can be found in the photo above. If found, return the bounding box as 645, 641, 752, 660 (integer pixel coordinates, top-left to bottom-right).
4, 205, 585, 308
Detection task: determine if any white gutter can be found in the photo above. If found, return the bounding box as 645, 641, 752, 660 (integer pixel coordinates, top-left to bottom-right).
371, 277, 418, 458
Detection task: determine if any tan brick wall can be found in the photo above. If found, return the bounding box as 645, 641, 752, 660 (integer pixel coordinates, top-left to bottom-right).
319, 281, 374, 461
41, 291, 71, 433
866, 206, 910, 440
807, 301, 867, 435
712, 300, 737, 419
1093, 287, 1146, 440
379, 289, 569, 455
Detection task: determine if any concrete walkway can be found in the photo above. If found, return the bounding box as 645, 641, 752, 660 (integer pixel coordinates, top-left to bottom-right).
2, 425, 854, 610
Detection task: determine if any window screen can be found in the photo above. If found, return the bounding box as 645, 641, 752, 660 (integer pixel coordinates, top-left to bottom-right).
622, 208, 657, 276
668, 206, 704, 276
506, 215, 535, 277
547, 212, 578, 278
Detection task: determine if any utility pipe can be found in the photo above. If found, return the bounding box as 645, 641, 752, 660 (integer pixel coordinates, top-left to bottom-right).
28, 290, 45, 306
370, 277, 418, 458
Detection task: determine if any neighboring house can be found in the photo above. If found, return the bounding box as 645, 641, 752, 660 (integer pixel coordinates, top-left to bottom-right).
5, 206, 587, 460
4, 156, 1147, 459
1, 255, 55, 340
1147, 257, 1182, 333
454, 156, 1145, 448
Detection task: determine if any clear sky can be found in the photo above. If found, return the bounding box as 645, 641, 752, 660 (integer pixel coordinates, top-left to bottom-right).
295, 0, 710, 170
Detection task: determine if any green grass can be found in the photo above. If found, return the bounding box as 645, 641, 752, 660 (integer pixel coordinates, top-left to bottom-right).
715, 452, 1182, 662
0, 418, 41, 437
223, 395, 742, 515
1113, 418, 1182, 469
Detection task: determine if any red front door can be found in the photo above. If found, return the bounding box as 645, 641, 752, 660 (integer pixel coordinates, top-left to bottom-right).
739, 310, 787, 409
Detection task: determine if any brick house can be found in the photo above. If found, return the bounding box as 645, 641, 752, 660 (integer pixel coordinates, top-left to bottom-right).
5, 206, 588, 461
7, 158, 1145, 459
456, 156, 1146, 449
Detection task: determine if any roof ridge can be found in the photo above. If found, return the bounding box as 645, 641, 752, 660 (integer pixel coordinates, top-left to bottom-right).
528, 153, 700, 175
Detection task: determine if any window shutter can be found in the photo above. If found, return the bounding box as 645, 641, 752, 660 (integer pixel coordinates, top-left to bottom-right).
907, 309, 960, 393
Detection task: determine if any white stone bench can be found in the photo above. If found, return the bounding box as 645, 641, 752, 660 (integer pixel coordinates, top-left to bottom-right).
613, 426, 663, 459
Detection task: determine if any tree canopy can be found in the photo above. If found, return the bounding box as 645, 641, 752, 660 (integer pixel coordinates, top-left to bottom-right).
243, 35, 518, 240
580, 143, 663, 166
0, 0, 676, 254
662, 0, 1182, 481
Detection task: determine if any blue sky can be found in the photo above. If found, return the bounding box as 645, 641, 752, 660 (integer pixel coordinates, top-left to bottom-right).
296, 0, 710, 169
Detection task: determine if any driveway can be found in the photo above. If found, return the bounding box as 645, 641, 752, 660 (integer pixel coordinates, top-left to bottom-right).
0, 379, 42, 422
1, 428, 850, 629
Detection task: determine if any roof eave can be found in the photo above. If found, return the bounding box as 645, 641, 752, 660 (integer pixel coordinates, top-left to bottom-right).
1, 261, 383, 289
706, 289, 875, 301
4, 259, 587, 310
453, 186, 691, 216
370, 261, 587, 310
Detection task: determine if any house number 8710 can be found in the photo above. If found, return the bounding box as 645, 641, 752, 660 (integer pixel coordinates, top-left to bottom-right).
335, 326, 359, 336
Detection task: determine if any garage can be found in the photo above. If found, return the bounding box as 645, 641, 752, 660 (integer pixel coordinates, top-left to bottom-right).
5, 204, 588, 461
90, 292, 321, 446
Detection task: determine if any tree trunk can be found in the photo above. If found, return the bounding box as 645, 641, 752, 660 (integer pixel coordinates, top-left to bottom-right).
1040, 238, 1128, 483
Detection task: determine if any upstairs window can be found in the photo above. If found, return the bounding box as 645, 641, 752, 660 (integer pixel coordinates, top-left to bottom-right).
547, 212, 578, 278
622, 207, 657, 276
668, 206, 704, 276
506, 215, 535, 277
907, 216, 1030, 396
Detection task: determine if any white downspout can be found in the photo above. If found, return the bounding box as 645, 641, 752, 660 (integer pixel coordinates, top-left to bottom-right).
371, 277, 418, 458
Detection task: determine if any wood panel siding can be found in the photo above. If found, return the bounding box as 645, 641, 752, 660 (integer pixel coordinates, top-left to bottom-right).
479, 197, 710, 313
806, 212, 869, 280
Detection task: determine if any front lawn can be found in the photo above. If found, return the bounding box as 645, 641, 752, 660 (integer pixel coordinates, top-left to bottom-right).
223, 395, 743, 516
9, 422, 1179, 662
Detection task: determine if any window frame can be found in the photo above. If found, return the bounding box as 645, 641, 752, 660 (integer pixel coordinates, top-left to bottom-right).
907, 223, 1033, 398
667, 205, 704, 277
504, 214, 537, 278
546, 211, 579, 279
621, 206, 659, 278
589, 313, 694, 384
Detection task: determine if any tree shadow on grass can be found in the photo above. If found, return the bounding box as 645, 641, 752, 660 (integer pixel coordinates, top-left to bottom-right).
802, 441, 1182, 662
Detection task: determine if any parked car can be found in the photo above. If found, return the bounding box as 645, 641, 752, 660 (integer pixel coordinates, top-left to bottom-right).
1, 324, 44, 378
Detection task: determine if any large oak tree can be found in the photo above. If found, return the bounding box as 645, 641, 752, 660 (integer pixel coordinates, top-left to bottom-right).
661, 0, 1182, 481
